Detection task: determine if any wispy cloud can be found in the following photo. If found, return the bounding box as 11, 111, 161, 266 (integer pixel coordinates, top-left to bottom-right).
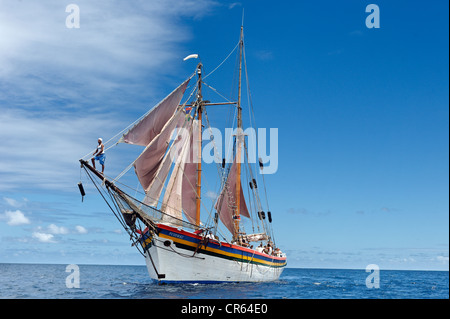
254, 50, 274, 61
287, 207, 331, 216
436, 255, 449, 263
0, 0, 216, 111
0, 0, 217, 192
75, 225, 88, 234
5, 222, 92, 244
0, 109, 122, 191
34, 223, 88, 238
349, 30, 363, 37
205, 190, 218, 202
3, 197, 24, 208
355, 207, 400, 215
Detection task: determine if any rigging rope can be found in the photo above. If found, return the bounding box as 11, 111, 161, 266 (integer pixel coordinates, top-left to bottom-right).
203, 41, 240, 80
241, 38, 275, 242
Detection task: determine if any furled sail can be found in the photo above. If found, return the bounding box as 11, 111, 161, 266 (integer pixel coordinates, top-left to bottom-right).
119, 79, 190, 146
245, 233, 269, 242
215, 156, 250, 234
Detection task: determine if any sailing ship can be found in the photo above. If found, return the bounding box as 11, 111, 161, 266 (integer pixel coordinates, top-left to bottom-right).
79, 26, 287, 283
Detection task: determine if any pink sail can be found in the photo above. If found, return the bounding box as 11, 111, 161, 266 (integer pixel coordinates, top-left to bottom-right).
161, 122, 193, 221
134, 110, 186, 192
181, 120, 199, 225
215, 156, 250, 234
143, 122, 191, 207
120, 79, 189, 146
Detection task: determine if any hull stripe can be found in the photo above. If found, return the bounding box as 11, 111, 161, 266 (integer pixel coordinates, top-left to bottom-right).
140, 224, 287, 268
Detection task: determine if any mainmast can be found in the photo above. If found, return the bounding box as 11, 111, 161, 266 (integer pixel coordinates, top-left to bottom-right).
187, 27, 245, 241
195, 63, 203, 226
234, 26, 244, 242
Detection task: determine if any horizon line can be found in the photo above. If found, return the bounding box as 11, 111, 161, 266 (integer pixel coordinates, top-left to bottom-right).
0, 262, 448, 272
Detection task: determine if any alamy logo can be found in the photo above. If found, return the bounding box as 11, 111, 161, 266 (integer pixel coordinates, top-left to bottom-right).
365, 4, 380, 29
169, 127, 278, 174
65, 4, 80, 29
365, 264, 380, 288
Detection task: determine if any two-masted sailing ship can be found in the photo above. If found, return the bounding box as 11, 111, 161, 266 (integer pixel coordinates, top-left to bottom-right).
79, 26, 287, 283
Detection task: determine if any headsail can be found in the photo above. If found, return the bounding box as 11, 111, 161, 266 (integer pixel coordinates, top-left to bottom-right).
215, 156, 250, 235
134, 109, 186, 192
143, 118, 193, 207
119, 79, 190, 146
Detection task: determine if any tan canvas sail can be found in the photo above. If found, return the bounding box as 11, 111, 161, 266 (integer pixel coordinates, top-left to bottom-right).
160, 121, 193, 222
134, 110, 186, 192
143, 119, 193, 207
182, 119, 199, 225
215, 156, 250, 234
119, 79, 190, 146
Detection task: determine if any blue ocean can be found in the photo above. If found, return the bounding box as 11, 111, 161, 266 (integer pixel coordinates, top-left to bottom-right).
0, 263, 448, 300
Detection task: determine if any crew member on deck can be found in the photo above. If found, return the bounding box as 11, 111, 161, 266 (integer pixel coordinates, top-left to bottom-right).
92, 138, 106, 174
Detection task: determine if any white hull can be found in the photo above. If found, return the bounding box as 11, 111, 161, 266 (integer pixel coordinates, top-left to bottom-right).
141, 224, 287, 283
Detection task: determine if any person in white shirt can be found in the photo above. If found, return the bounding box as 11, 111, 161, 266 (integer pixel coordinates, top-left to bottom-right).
91, 138, 106, 174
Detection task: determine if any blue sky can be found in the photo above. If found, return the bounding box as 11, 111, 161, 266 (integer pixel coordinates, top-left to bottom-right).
0, 0, 448, 271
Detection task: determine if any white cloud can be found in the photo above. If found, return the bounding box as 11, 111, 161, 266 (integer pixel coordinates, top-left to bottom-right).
36, 223, 87, 235
48, 224, 69, 235
0, 0, 217, 192
32, 232, 56, 243
1, 210, 31, 226
75, 225, 88, 234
